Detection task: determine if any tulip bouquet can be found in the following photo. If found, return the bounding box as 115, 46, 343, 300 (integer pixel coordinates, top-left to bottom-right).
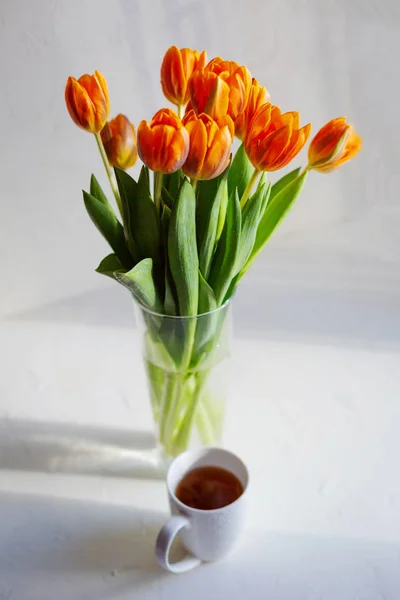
65, 46, 361, 456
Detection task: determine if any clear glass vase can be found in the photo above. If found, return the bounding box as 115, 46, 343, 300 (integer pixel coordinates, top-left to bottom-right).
134, 300, 232, 459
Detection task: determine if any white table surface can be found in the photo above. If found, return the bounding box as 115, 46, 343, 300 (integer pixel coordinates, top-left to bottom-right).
1, 268, 400, 600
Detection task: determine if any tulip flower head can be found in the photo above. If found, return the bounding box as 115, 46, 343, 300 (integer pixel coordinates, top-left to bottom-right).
235, 78, 271, 141
100, 114, 138, 170
65, 70, 110, 133
161, 46, 207, 108
308, 117, 362, 173
190, 57, 251, 121
137, 108, 189, 174
244, 103, 311, 171
182, 110, 234, 180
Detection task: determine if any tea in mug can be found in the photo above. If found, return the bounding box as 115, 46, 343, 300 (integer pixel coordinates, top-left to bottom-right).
176, 465, 244, 510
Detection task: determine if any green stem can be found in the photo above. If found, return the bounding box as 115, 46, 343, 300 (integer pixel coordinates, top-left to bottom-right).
158, 319, 197, 454
177, 104, 183, 119
94, 133, 123, 217
171, 371, 209, 455
154, 171, 163, 215
159, 373, 182, 449
190, 178, 198, 194
181, 319, 197, 371
195, 400, 217, 445
240, 167, 261, 209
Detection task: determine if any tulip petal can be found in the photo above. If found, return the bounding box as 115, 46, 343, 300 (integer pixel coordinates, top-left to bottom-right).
260, 125, 292, 170
165, 127, 190, 173
94, 70, 110, 117
217, 115, 235, 140
161, 46, 179, 105
169, 47, 186, 105
137, 120, 155, 168
190, 68, 212, 113
340, 128, 362, 162
308, 117, 348, 165
235, 79, 270, 141
245, 103, 272, 144
203, 127, 232, 179
205, 117, 220, 147
79, 73, 108, 131
284, 111, 299, 129
153, 108, 181, 128
317, 127, 362, 172
228, 73, 246, 120
274, 123, 311, 169
204, 76, 230, 119
182, 118, 208, 179
181, 48, 196, 78
152, 125, 175, 171
70, 78, 95, 132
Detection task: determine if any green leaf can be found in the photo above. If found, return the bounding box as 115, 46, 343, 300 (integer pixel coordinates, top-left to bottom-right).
114, 258, 163, 312
228, 143, 253, 198
168, 179, 199, 316
160, 204, 171, 249
161, 187, 175, 210
216, 184, 229, 242
197, 171, 229, 279
90, 174, 110, 207
257, 173, 269, 215
115, 168, 160, 265
113, 168, 139, 262
223, 273, 239, 302
208, 188, 241, 305
162, 170, 183, 200
269, 167, 301, 205
161, 205, 178, 315
244, 170, 308, 273
164, 266, 178, 315
197, 178, 218, 240
83, 191, 133, 269
198, 270, 217, 314
191, 271, 218, 366
138, 165, 150, 196
235, 182, 271, 276
95, 253, 125, 279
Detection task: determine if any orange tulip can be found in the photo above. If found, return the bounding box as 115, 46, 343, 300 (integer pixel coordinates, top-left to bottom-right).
244, 103, 311, 171
161, 46, 207, 107
235, 78, 271, 141
137, 108, 189, 174
100, 114, 138, 170
190, 57, 252, 121
65, 70, 109, 133
181, 110, 234, 180
308, 117, 362, 173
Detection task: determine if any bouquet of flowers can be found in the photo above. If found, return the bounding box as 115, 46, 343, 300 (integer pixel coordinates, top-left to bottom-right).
65, 46, 361, 456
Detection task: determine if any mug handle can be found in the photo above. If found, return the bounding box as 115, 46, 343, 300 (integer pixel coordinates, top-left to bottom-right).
155, 515, 201, 573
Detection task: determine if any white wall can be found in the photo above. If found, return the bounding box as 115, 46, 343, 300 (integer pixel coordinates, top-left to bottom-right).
0, 0, 399, 320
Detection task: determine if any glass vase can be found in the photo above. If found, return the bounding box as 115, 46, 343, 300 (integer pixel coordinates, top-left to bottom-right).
134, 300, 232, 459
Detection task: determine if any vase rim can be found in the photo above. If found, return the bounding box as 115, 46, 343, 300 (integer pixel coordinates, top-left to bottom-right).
133, 296, 231, 320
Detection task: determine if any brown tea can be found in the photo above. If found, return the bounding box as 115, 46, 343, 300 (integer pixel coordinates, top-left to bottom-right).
175, 465, 244, 510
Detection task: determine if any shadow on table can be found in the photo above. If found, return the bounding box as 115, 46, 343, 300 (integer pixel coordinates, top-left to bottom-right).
0, 491, 171, 598
1, 490, 400, 599
0, 418, 165, 479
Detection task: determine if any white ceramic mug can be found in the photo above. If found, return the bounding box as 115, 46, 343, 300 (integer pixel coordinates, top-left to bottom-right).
155, 447, 249, 573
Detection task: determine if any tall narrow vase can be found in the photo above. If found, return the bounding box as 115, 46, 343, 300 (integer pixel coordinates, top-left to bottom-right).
134, 300, 232, 458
